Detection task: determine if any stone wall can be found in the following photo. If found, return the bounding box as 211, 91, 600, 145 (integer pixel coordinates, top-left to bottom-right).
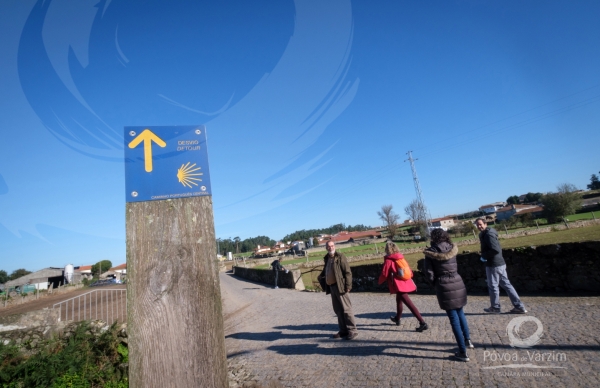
0, 309, 64, 350
0, 312, 127, 358
232, 267, 305, 290
350, 241, 600, 294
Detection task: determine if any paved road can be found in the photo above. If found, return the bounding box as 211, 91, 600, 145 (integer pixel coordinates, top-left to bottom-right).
221, 273, 600, 388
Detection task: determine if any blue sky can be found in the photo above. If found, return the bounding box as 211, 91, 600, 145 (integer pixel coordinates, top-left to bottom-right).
1, 0, 599, 273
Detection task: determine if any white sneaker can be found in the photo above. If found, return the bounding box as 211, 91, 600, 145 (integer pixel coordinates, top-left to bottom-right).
273, 286, 279, 289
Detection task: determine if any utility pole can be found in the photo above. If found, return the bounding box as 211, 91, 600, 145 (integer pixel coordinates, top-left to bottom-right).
125, 125, 227, 388
405, 151, 433, 237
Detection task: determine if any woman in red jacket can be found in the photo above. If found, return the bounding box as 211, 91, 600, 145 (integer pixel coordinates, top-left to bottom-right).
378, 241, 428, 332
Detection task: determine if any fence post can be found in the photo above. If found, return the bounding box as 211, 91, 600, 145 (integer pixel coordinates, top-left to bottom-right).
127, 196, 227, 388
563, 217, 570, 229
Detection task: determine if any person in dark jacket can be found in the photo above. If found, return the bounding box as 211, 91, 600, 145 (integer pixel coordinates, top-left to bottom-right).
475, 218, 527, 314
317, 241, 358, 340
271, 257, 287, 289
378, 241, 428, 332
423, 229, 473, 362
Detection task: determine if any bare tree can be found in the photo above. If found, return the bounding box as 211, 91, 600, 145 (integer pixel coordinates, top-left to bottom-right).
404, 199, 431, 240
404, 199, 428, 225
377, 205, 400, 239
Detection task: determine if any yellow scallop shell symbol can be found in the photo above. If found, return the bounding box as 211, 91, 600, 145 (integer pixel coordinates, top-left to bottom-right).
177, 162, 203, 188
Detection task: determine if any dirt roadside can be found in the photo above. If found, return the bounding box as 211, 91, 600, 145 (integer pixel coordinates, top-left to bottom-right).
0, 285, 126, 319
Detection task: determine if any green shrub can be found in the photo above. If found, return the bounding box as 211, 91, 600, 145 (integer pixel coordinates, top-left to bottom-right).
0, 322, 128, 388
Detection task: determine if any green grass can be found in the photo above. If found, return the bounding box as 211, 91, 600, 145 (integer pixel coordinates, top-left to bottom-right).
563, 211, 599, 222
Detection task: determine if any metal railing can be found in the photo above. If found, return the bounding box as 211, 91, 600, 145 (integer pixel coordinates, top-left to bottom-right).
53, 289, 127, 323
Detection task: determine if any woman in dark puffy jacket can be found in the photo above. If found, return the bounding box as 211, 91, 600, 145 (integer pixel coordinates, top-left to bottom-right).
423, 229, 473, 362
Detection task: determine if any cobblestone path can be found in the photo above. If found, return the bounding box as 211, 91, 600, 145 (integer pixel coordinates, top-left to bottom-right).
221, 273, 600, 388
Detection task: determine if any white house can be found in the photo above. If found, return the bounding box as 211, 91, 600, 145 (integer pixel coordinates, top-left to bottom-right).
479, 202, 507, 214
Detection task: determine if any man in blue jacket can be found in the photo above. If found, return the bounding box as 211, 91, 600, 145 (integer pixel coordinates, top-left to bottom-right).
475, 218, 527, 314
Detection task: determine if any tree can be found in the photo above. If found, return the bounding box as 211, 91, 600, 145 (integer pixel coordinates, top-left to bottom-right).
464, 221, 478, 236
500, 215, 518, 229
91, 260, 113, 277
9, 269, 31, 280
524, 192, 543, 203
281, 223, 371, 243
404, 199, 428, 225
404, 199, 430, 241
540, 183, 581, 223
518, 212, 535, 227
449, 222, 478, 237
506, 195, 520, 205
588, 172, 600, 190
234, 237, 241, 254
377, 205, 400, 239
0, 270, 8, 284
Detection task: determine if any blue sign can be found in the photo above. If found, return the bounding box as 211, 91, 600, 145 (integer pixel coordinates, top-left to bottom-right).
124, 125, 212, 202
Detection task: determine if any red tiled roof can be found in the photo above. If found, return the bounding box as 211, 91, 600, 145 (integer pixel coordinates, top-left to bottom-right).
109, 263, 127, 271
516, 206, 543, 215
320, 230, 382, 243
431, 216, 454, 223
497, 205, 542, 214
77, 265, 92, 271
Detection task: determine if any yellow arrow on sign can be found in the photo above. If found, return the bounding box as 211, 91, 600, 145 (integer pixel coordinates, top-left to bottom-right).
128, 129, 167, 172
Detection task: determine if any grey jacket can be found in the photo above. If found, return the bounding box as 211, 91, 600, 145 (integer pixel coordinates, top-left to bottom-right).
478, 227, 506, 268
318, 252, 352, 295
423, 243, 467, 311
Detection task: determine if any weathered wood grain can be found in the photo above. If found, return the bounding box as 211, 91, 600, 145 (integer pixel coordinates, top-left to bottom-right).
126, 196, 227, 388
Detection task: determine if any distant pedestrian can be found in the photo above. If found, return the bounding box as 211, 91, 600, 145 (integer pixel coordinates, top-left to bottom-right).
317, 241, 358, 340
475, 218, 527, 314
378, 241, 428, 332
423, 229, 473, 362
271, 257, 287, 289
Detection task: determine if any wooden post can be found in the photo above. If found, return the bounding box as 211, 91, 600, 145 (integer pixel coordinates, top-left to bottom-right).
503, 225, 508, 236
535, 220, 539, 229
127, 196, 228, 388
563, 217, 570, 229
